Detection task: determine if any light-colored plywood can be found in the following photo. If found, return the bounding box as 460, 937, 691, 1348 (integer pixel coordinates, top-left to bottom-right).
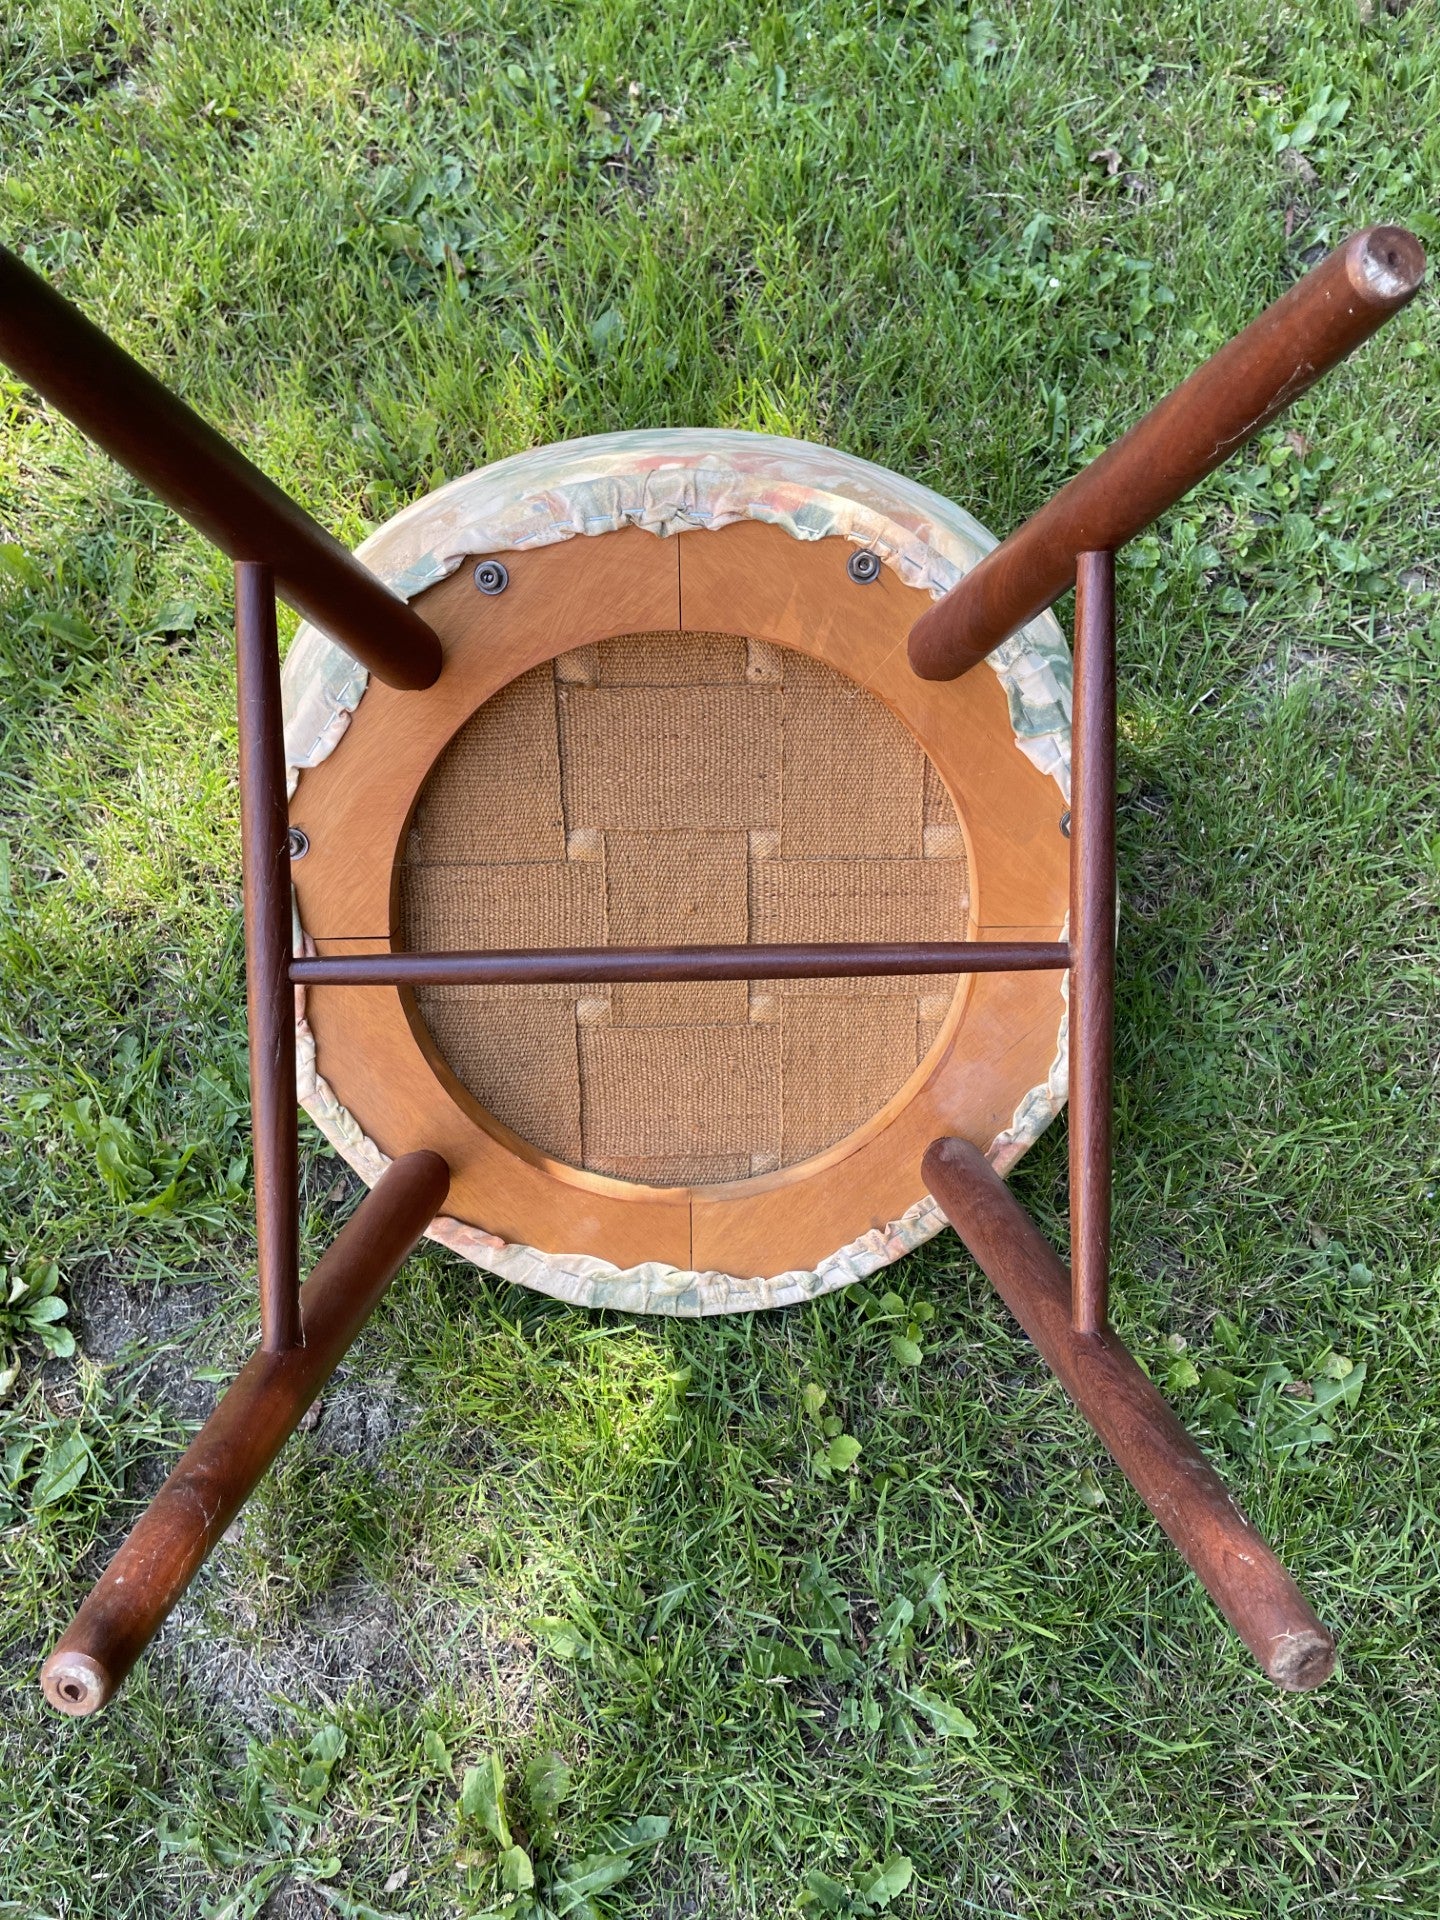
290, 519, 1068, 1279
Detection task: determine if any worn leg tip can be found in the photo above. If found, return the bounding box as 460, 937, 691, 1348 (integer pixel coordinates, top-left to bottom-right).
1266, 1628, 1337, 1692
41, 1649, 110, 1717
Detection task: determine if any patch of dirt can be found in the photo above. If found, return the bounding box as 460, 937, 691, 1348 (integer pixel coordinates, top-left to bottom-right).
73, 1252, 419, 1467
305, 1368, 417, 1473
69, 1265, 230, 1425
645, 1856, 748, 1919
161, 1575, 422, 1737
259, 1882, 331, 1920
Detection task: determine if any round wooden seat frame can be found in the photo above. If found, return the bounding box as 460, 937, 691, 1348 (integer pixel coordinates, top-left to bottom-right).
289, 519, 1069, 1287
3, 226, 1423, 1715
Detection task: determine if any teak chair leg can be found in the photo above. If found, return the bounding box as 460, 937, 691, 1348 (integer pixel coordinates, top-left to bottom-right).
923, 1138, 1335, 1690
41, 1151, 450, 1718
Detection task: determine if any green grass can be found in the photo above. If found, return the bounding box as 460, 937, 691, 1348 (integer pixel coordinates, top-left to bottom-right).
2, 0, 1439, 1913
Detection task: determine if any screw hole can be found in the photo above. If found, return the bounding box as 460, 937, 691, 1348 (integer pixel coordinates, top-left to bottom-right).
846, 548, 882, 585
474, 559, 509, 596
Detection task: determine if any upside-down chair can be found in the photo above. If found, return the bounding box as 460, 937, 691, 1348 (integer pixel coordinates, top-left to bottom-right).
1, 225, 1423, 1716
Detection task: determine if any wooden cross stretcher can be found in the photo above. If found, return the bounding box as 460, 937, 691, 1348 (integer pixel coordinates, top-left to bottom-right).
0, 224, 1423, 1715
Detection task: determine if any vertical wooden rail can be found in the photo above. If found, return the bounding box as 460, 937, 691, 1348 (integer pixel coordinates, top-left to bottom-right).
1070, 550, 1116, 1336
236, 562, 300, 1354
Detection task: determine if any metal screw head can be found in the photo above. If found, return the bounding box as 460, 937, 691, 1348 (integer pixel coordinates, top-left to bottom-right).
1059, 810, 1071, 838
847, 548, 882, 585
473, 559, 509, 596
287, 827, 310, 860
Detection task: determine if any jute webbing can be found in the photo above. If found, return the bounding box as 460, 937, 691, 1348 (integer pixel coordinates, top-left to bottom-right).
399, 633, 969, 1185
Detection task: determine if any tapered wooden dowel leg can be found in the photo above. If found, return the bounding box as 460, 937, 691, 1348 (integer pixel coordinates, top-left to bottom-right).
923, 1137, 1335, 1690
41, 1151, 449, 1718
0, 243, 444, 690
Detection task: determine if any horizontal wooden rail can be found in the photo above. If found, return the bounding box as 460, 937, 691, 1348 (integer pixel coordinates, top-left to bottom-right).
924, 1137, 1336, 1690
40, 1151, 450, 1717
290, 941, 1072, 986
0, 243, 442, 690
909, 226, 1425, 680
